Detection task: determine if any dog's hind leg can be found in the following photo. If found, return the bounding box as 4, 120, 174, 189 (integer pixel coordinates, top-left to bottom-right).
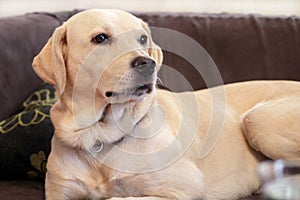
241, 97, 300, 160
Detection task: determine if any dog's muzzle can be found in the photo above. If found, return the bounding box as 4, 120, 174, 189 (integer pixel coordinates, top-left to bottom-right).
104, 56, 156, 99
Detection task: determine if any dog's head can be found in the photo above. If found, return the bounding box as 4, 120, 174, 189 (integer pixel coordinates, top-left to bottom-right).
33, 9, 163, 107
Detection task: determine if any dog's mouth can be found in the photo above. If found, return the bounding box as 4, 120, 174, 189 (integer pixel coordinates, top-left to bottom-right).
105, 83, 154, 99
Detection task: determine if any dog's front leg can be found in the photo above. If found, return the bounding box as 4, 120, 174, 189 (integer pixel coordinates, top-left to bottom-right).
108, 197, 166, 200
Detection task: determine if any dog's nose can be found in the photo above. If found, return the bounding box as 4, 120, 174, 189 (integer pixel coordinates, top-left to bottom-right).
131, 56, 156, 77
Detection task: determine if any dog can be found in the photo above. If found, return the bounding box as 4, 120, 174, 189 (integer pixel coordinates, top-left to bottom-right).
32, 9, 300, 200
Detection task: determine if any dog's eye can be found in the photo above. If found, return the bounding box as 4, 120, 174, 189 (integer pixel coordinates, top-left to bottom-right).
92, 33, 109, 44
140, 35, 148, 45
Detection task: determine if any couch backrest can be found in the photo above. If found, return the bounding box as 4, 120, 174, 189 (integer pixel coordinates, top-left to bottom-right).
0, 11, 78, 121
136, 12, 300, 91
1, 10, 300, 120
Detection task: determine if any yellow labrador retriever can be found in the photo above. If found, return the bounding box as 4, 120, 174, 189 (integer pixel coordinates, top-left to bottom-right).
32, 9, 300, 200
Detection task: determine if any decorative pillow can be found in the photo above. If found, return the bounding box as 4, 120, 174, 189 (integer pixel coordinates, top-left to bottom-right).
0, 83, 57, 180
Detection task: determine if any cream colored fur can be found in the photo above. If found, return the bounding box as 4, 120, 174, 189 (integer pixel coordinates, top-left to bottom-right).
32, 9, 300, 200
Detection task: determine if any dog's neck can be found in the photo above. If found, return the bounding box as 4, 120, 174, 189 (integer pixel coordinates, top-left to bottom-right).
51, 89, 157, 153
97, 91, 156, 142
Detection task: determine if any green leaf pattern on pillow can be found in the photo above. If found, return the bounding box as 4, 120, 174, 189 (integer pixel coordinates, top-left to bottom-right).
27, 151, 47, 179
0, 87, 57, 134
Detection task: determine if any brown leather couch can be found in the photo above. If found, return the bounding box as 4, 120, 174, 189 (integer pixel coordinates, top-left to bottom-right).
1, 9, 300, 200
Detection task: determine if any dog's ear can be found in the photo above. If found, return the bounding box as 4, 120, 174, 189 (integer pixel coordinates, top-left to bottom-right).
32, 24, 67, 95
149, 42, 163, 69
142, 22, 163, 69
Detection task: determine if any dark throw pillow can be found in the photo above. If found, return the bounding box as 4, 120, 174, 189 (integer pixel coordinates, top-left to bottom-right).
0, 83, 57, 180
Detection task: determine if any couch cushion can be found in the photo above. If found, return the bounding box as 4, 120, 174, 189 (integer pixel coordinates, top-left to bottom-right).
0, 180, 44, 200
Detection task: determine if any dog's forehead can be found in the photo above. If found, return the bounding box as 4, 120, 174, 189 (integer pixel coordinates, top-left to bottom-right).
66, 9, 144, 34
